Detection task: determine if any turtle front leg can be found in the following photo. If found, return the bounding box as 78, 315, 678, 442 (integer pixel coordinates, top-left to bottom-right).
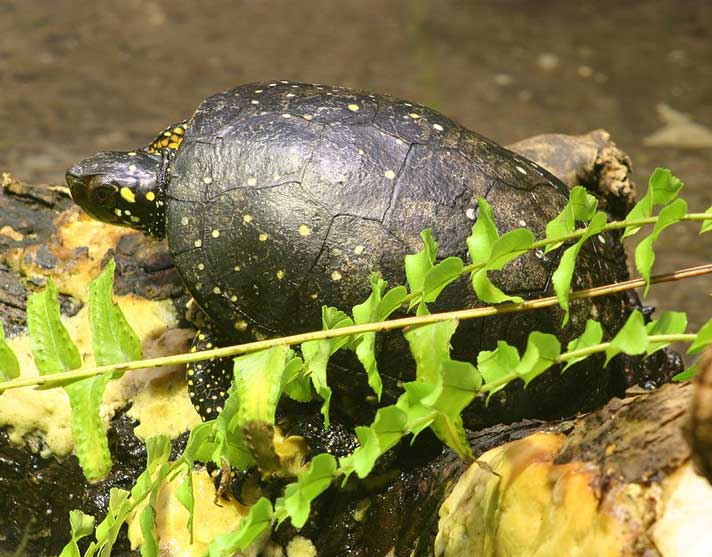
187, 327, 233, 421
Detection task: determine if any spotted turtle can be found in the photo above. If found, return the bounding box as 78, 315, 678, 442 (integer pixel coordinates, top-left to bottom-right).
66, 80, 672, 427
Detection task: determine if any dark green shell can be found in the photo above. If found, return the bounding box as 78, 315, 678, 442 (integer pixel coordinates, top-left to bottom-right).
165, 81, 634, 423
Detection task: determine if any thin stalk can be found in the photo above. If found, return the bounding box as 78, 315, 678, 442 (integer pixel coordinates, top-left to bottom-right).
479, 333, 697, 394
1, 264, 710, 393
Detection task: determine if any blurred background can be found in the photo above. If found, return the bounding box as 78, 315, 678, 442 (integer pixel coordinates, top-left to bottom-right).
1, 0, 711, 338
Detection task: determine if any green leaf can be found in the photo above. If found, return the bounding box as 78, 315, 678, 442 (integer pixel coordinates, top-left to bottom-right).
544, 186, 599, 253
469, 228, 535, 304
301, 306, 355, 426
89, 259, 142, 366
466, 198, 499, 266
689, 318, 712, 355
646, 311, 688, 354
672, 363, 697, 382
515, 332, 561, 385
175, 465, 195, 544
396, 385, 437, 439
93, 488, 131, 557
0, 322, 19, 381
26, 278, 81, 374
477, 341, 520, 397
551, 211, 607, 324
405, 229, 438, 294
404, 320, 459, 384
623, 168, 684, 239
282, 356, 312, 402
58, 510, 96, 557
340, 405, 408, 479
207, 497, 273, 557
234, 346, 290, 427
605, 310, 648, 364
422, 257, 464, 303
274, 453, 337, 528
635, 199, 687, 296
700, 205, 712, 234
563, 319, 603, 371
352, 275, 406, 400
64, 376, 113, 480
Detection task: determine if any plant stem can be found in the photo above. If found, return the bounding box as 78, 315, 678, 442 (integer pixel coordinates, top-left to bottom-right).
479, 333, 697, 394
1, 264, 710, 393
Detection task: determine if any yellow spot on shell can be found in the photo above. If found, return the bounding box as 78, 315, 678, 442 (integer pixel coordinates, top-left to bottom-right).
180, 216, 189, 225
213, 287, 221, 294
145, 191, 156, 201
384, 170, 396, 180
282, 113, 292, 119
234, 320, 248, 331
433, 123, 444, 131
211, 230, 220, 238
197, 263, 205, 270
194, 239, 202, 248
202, 176, 213, 184
247, 177, 257, 186
230, 295, 238, 302
310, 293, 318, 300
259, 233, 268, 241
168, 142, 180, 149
331, 271, 342, 281
409, 113, 420, 119
120, 187, 136, 203
233, 265, 241, 271
276, 270, 285, 279
354, 245, 365, 255
243, 214, 253, 223
299, 224, 311, 236
303, 114, 313, 121
348, 104, 360, 112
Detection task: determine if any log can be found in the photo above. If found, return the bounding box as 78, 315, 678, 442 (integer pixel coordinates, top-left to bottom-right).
0, 133, 702, 557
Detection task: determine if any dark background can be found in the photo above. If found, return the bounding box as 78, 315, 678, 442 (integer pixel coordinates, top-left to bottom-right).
1, 0, 711, 336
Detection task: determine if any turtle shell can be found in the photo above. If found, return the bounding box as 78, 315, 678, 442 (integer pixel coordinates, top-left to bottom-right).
165, 81, 634, 421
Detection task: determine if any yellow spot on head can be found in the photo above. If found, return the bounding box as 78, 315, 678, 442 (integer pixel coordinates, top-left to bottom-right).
120, 187, 136, 203
282, 113, 292, 119
114, 208, 123, 217
145, 191, 156, 201
168, 142, 180, 149
243, 214, 253, 224
348, 104, 360, 112
198, 333, 206, 341
211, 230, 220, 238
331, 270, 342, 281
259, 233, 268, 241
298, 224, 311, 236
128, 151, 137, 156
276, 270, 285, 280
384, 170, 396, 180
255, 89, 264, 93
409, 113, 420, 119
433, 123, 444, 131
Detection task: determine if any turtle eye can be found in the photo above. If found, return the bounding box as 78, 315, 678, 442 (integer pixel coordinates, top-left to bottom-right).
92, 185, 115, 207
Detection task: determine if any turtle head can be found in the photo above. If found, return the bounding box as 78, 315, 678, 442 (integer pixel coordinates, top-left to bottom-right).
66, 150, 166, 239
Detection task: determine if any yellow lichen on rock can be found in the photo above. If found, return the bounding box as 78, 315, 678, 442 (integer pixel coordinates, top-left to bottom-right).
128, 468, 260, 557
435, 432, 625, 557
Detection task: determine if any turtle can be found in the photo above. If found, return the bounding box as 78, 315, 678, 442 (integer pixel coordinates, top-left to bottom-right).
66, 80, 676, 431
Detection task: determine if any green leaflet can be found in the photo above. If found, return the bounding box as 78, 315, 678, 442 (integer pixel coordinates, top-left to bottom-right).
174, 464, 195, 545
340, 405, 408, 480
623, 168, 684, 239
58, 510, 96, 557
274, 453, 337, 528
352, 274, 407, 399
0, 322, 19, 381
397, 384, 437, 439
207, 497, 273, 557
551, 211, 608, 325
477, 340, 520, 398
646, 311, 688, 355
515, 332, 561, 386
700, 205, 712, 234
89, 259, 142, 366
605, 310, 648, 364
635, 199, 688, 296
302, 307, 354, 426
282, 356, 312, 402
27, 279, 81, 374
688, 318, 712, 355
467, 199, 535, 304
544, 186, 599, 253
131, 435, 171, 557
87, 488, 132, 557
672, 362, 698, 382
563, 319, 604, 371
404, 229, 438, 296
404, 319, 459, 384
